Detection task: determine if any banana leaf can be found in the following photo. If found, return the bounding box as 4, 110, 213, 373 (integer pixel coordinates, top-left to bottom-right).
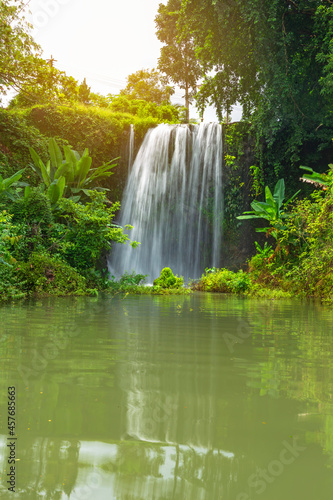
300, 166, 327, 185
24, 186, 32, 198
2, 169, 25, 189
48, 138, 63, 170
237, 214, 265, 220
54, 162, 73, 182
47, 177, 66, 204
265, 185, 277, 209
63, 145, 78, 169
76, 155, 92, 187
29, 147, 51, 186
273, 179, 285, 209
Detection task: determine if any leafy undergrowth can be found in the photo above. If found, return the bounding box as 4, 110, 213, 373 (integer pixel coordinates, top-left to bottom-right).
193, 267, 251, 294
244, 185, 333, 304
192, 267, 293, 299
107, 271, 192, 295
16, 253, 97, 297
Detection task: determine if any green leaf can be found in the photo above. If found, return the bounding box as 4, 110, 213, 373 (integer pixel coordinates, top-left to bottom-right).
264, 185, 277, 209
45, 159, 51, 176
47, 181, 60, 205
40, 160, 51, 186
285, 189, 301, 206
85, 159, 118, 184
29, 147, 44, 172
236, 214, 264, 220
54, 162, 73, 181
57, 176, 66, 198
48, 138, 63, 169
273, 179, 285, 210
63, 145, 78, 168
47, 176, 66, 204
71, 195, 81, 203
300, 166, 327, 185
24, 185, 32, 198
250, 200, 272, 217
76, 155, 92, 187
2, 169, 25, 189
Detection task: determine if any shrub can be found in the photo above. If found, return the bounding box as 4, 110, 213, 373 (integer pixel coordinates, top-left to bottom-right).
246, 283, 292, 299
0, 210, 22, 265
0, 211, 27, 302
54, 191, 138, 273
16, 253, 89, 296
0, 108, 51, 182
0, 264, 26, 302
194, 267, 251, 293
11, 188, 53, 227
153, 267, 184, 289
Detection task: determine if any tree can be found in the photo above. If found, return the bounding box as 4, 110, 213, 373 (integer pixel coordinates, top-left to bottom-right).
155, 0, 202, 122
0, 0, 41, 97
181, 0, 333, 184
120, 68, 174, 104
78, 78, 91, 105
9, 63, 80, 107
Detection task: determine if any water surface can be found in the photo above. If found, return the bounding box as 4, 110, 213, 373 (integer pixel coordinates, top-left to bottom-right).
0, 294, 332, 499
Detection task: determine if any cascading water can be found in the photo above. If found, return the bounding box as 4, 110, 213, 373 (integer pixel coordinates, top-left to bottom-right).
128, 124, 135, 174
109, 122, 223, 281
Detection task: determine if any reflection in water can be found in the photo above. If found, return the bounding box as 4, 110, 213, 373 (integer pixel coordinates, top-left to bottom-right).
0, 295, 333, 499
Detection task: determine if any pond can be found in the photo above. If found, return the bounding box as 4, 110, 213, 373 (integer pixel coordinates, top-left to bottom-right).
0, 293, 332, 499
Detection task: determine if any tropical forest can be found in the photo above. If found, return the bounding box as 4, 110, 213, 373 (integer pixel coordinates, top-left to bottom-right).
1, 1, 333, 499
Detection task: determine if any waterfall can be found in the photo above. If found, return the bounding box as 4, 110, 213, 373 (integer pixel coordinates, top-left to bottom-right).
128, 124, 135, 174
109, 122, 223, 281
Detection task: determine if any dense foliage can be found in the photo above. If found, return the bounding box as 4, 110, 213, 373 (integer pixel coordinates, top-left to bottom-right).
0, 185, 139, 300
119, 68, 174, 104
194, 267, 251, 293
179, 0, 333, 185
155, 0, 202, 121
3, 0, 333, 304
0, 102, 181, 203
235, 165, 333, 302
0, 0, 40, 96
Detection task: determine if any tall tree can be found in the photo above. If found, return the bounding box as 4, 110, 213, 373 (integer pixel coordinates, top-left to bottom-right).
9, 64, 82, 107
0, 0, 41, 97
155, 0, 202, 121
181, 0, 333, 180
120, 68, 174, 104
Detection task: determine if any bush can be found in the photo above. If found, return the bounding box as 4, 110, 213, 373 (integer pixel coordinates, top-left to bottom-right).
0, 210, 22, 265
153, 267, 184, 289
11, 188, 53, 227
0, 108, 52, 183
0, 264, 26, 302
245, 172, 333, 302
194, 267, 251, 293
53, 191, 137, 273
16, 253, 89, 296
246, 283, 292, 299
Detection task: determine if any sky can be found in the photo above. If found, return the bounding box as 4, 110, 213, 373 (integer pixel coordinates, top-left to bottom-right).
25, 0, 241, 121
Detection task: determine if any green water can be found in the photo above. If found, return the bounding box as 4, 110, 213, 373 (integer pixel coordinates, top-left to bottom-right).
0, 293, 333, 499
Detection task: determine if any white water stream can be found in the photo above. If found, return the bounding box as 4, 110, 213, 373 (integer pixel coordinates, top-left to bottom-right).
109, 123, 223, 280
